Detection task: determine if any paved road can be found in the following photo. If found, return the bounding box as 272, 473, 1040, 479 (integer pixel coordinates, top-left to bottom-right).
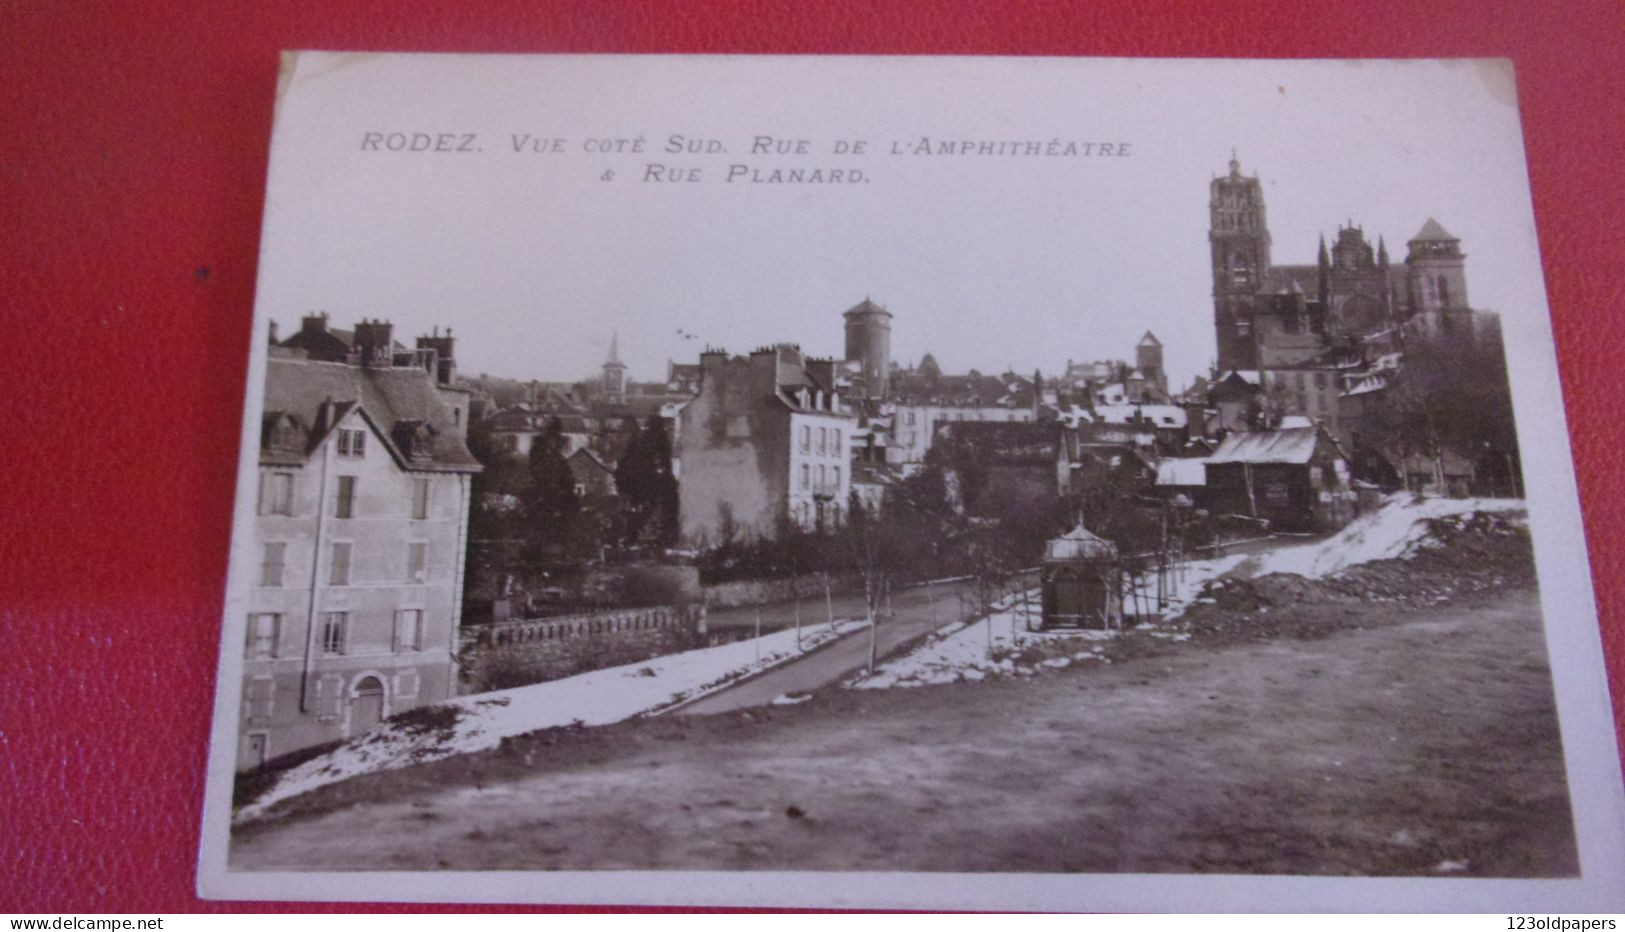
678, 533, 1292, 717
676, 577, 987, 716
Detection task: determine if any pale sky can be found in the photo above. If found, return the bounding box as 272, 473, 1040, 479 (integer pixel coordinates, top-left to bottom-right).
255, 54, 1547, 392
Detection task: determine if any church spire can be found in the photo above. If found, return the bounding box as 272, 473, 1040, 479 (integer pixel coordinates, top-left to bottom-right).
1377, 235, 1389, 267
601, 330, 627, 404
1317, 233, 1330, 309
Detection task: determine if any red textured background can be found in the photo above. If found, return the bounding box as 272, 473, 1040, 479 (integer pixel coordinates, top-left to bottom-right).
2, 0, 1622, 912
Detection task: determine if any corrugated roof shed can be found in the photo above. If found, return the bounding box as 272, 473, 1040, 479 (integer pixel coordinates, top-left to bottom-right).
1155, 458, 1208, 487
1206, 427, 1321, 465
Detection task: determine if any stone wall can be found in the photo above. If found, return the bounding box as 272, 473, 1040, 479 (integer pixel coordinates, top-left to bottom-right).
458, 604, 709, 693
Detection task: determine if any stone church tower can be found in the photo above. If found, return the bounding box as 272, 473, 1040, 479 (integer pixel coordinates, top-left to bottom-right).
1210, 153, 1271, 370
1405, 218, 1473, 340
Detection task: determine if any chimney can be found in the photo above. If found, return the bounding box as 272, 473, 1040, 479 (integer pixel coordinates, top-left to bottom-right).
749, 345, 781, 399
353, 318, 394, 368
804, 357, 837, 392
267, 319, 280, 346
416, 326, 457, 385
299, 312, 330, 337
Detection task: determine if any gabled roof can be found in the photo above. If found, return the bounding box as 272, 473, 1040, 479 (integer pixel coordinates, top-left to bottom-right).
1412, 217, 1456, 242
1046, 524, 1118, 562
262, 357, 481, 472
567, 446, 615, 475
1138, 331, 1162, 347
1207, 427, 1327, 465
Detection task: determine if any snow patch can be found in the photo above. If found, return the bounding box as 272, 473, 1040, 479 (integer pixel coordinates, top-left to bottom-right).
1233, 496, 1524, 581
236, 619, 865, 822
852, 600, 1093, 689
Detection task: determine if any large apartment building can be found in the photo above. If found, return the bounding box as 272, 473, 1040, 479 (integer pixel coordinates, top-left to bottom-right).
238, 317, 480, 771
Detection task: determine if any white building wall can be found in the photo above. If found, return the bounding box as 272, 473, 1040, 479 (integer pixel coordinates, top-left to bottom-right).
891, 404, 1037, 464
242, 408, 470, 770
787, 411, 852, 529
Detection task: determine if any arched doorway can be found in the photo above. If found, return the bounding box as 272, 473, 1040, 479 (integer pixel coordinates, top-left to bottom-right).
351, 676, 385, 732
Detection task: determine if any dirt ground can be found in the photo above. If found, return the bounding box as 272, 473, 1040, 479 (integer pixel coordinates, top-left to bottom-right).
231, 580, 1576, 876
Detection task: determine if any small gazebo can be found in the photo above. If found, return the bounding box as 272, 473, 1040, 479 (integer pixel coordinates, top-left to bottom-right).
1040, 524, 1123, 631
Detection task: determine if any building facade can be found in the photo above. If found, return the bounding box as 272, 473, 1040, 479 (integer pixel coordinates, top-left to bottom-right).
240, 319, 481, 771
677, 344, 853, 542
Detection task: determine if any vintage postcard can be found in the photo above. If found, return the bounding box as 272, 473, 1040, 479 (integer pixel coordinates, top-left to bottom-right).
198, 53, 1625, 910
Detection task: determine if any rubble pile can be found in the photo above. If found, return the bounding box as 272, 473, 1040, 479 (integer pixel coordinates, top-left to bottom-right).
1182, 510, 1533, 642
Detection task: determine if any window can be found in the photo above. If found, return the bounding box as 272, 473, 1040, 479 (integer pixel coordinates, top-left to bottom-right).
801, 463, 810, 490
411, 478, 430, 519
259, 472, 294, 516
334, 476, 356, 518
337, 428, 366, 458
260, 542, 286, 587
320, 611, 348, 655
246, 613, 280, 658
406, 542, 427, 583
314, 674, 344, 717
394, 609, 425, 652
832, 466, 841, 487
818, 464, 827, 487
800, 426, 811, 452
329, 541, 352, 586
246, 678, 275, 722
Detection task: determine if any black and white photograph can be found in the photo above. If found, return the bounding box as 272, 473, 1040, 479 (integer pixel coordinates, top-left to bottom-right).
199, 53, 1625, 911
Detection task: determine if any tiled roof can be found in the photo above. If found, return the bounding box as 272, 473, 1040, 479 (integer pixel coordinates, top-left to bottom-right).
262, 357, 481, 472
894, 371, 1019, 406
935, 421, 1064, 467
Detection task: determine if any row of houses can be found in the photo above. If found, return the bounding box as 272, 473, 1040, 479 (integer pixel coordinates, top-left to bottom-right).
236, 293, 1493, 771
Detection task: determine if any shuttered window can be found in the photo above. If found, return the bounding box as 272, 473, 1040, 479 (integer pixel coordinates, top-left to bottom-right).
329, 542, 352, 586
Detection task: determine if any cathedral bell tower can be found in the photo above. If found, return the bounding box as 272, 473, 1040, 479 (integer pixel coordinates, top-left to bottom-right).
1209, 152, 1272, 371
1405, 218, 1472, 341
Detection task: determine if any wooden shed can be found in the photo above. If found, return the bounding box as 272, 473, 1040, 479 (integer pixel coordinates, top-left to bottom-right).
1040, 525, 1123, 631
